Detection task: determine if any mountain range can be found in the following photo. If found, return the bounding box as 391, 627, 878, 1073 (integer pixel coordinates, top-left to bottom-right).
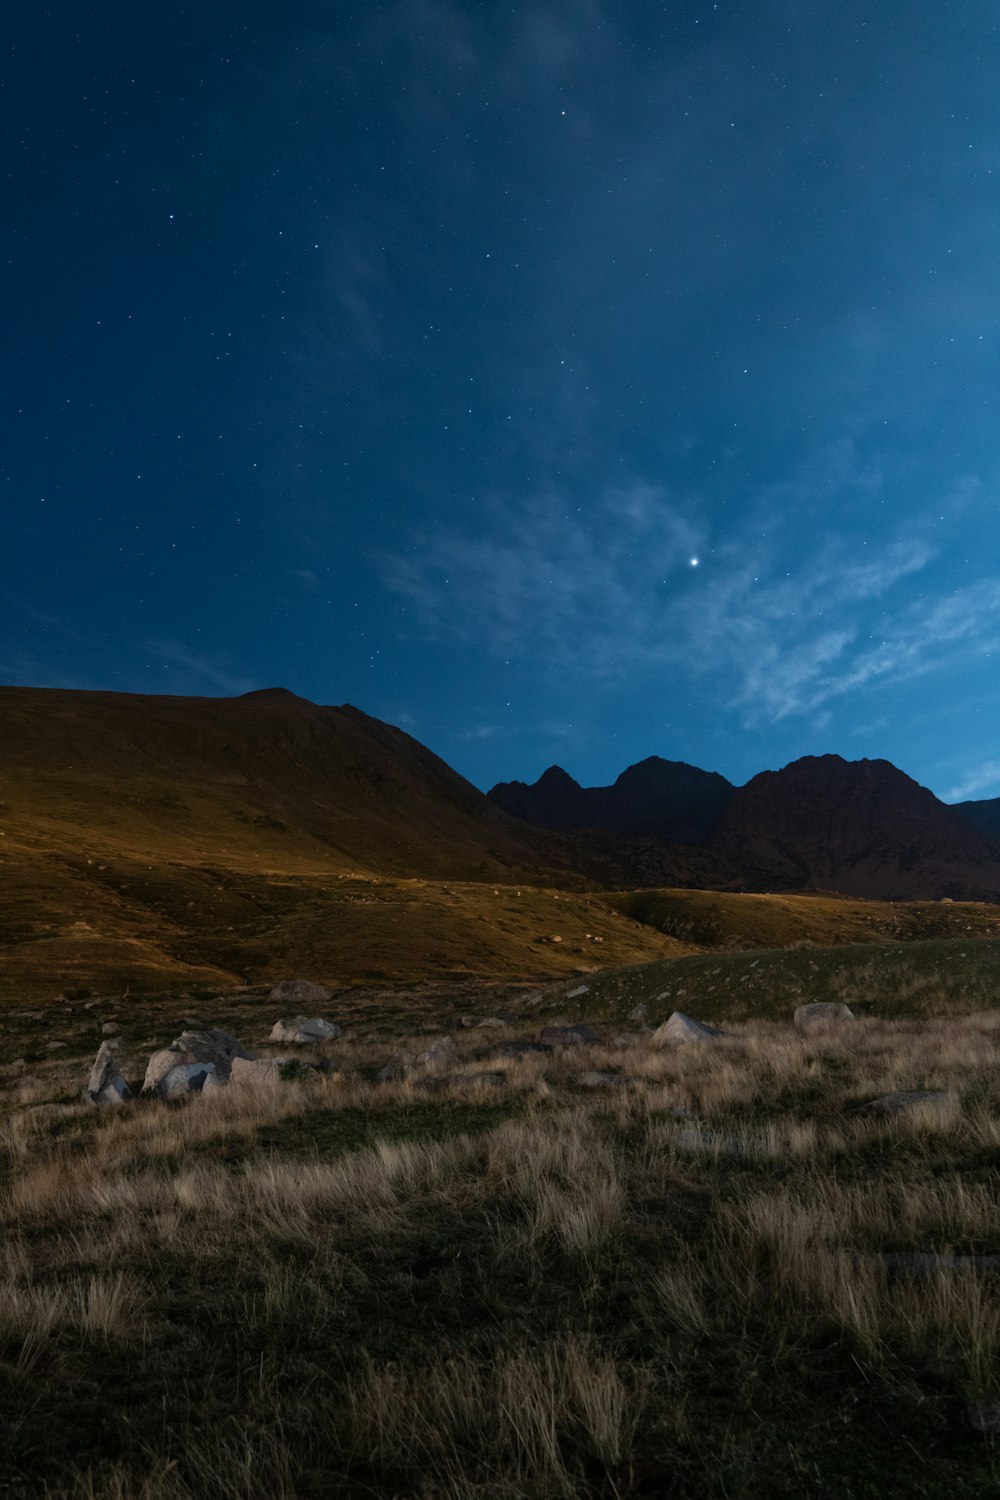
489, 753, 1000, 902
2, 683, 1000, 999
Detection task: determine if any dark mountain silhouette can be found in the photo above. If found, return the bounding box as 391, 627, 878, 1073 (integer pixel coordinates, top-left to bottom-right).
953, 796, 1000, 842
708, 755, 1000, 900
489, 756, 735, 846
491, 752, 1000, 902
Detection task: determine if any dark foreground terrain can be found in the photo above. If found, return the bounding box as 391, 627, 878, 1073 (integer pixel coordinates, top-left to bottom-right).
2, 940, 1000, 1499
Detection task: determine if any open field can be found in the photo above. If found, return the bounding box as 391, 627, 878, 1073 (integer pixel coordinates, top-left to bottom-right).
3, 967, 1000, 1498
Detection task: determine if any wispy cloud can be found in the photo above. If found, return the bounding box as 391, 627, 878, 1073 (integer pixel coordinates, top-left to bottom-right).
943, 761, 1000, 803
381, 476, 1000, 727
144, 641, 257, 696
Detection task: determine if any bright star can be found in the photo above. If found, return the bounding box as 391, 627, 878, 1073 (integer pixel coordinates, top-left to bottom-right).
690, 557, 700, 567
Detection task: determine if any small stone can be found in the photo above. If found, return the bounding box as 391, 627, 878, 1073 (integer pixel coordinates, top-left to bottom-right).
496, 1040, 549, 1057
581, 1070, 632, 1089
268, 979, 332, 1005
566, 985, 589, 999
627, 1003, 649, 1023
46, 1041, 67, 1050
539, 1023, 599, 1049
651, 1012, 721, 1047
476, 1017, 509, 1028
794, 1001, 854, 1032
378, 1051, 415, 1082
101, 1021, 120, 1035
417, 1036, 457, 1067
269, 1015, 341, 1044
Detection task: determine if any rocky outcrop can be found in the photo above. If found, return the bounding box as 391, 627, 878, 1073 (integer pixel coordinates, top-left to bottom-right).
84, 1041, 131, 1105
651, 1011, 721, 1046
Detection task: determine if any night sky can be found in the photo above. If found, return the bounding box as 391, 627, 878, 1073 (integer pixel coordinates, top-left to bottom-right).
4, 2, 1000, 801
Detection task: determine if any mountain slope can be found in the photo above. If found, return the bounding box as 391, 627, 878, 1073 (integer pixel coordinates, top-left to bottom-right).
0, 685, 552, 880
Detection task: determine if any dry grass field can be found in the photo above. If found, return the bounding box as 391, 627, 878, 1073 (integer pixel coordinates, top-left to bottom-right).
2, 978, 1000, 1498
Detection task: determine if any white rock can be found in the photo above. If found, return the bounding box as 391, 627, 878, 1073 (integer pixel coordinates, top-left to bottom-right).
84, 1041, 132, 1106
159, 1062, 216, 1098
651, 1012, 721, 1047
566, 985, 590, 999
230, 1056, 284, 1089
269, 1015, 341, 1044
794, 1001, 854, 1032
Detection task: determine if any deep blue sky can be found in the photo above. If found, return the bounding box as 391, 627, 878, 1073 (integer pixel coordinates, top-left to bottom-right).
4, 1, 1000, 800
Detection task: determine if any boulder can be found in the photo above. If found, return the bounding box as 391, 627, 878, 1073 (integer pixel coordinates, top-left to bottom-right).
230, 1056, 284, 1089
84, 1041, 132, 1106
159, 1062, 216, 1098
854, 1089, 957, 1118
794, 1001, 854, 1032
651, 1011, 721, 1047
539, 1023, 599, 1049
269, 1015, 341, 1044
268, 979, 331, 1006
171, 1029, 254, 1074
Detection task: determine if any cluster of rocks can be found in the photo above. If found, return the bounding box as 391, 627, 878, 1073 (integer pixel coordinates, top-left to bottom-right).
84, 979, 341, 1106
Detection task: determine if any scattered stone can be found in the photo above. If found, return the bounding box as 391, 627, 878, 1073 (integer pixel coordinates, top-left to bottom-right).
46, 1041, 67, 1050
581, 1070, 632, 1089
496, 1040, 549, 1057
628, 1003, 649, 1023
416, 1036, 457, 1067
565, 985, 589, 999
268, 978, 331, 1005
613, 1033, 638, 1049
522, 992, 544, 1008
651, 1012, 721, 1047
84, 1041, 132, 1106
269, 1015, 341, 1044
967, 1399, 1000, 1434
476, 1017, 510, 1028
794, 1001, 854, 1032
101, 1021, 120, 1035
854, 1089, 957, 1118
539, 1023, 599, 1049
378, 1051, 416, 1082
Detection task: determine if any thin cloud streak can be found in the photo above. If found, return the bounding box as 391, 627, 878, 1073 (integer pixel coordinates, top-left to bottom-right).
381, 479, 999, 728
